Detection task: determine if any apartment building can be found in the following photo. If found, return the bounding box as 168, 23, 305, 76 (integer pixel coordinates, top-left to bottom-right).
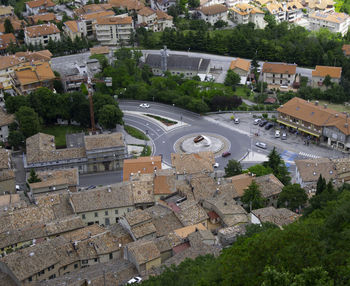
69, 182, 135, 226
308, 11, 350, 36
196, 4, 228, 25
150, 0, 175, 12
262, 62, 297, 87
108, 0, 145, 12
24, 23, 61, 46
311, 65, 342, 89
265, 2, 286, 22
79, 10, 115, 38
63, 20, 83, 41
27, 12, 56, 25
136, 7, 173, 31
0, 5, 14, 19
25, 0, 55, 15
230, 3, 266, 29
95, 16, 134, 46
285, 1, 303, 22
277, 97, 350, 151
0, 33, 16, 55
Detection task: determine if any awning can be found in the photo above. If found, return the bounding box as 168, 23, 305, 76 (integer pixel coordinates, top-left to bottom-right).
277, 120, 297, 129
297, 127, 320, 137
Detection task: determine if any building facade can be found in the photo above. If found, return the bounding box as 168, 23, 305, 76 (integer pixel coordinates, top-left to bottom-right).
311, 65, 342, 89
262, 62, 297, 87
196, 4, 228, 25
308, 11, 350, 36
24, 23, 61, 46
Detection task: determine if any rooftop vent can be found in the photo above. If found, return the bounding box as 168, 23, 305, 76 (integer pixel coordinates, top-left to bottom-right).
324, 104, 327, 109
336, 114, 339, 117
29, 252, 35, 257
313, 172, 316, 176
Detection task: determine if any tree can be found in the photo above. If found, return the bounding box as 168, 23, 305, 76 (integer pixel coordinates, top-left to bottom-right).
7, 130, 25, 150
98, 104, 123, 129
245, 222, 279, 237
5, 95, 29, 113
16, 106, 40, 138
247, 164, 273, 177
224, 70, 241, 90
4, 18, 14, 34
264, 147, 291, 185
28, 169, 41, 183
214, 20, 228, 29
242, 181, 266, 211
316, 175, 327, 195
323, 75, 332, 89
188, 0, 200, 8
224, 159, 243, 177
277, 184, 307, 211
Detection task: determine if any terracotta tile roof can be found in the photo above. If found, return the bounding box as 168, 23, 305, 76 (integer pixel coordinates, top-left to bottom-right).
277, 97, 350, 135
131, 221, 157, 239
295, 158, 335, 183
208, 210, 219, 220
309, 11, 349, 24
28, 12, 56, 24
124, 208, 152, 226
171, 151, 215, 175
230, 58, 251, 72
90, 46, 110, 55
227, 173, 253, 197
137, 6, 155, 16
96, 15, 133, 25
25, 23, 60, 38
312, 65, 342, 79
252, 206, 300, 227
74, 3, 113, 16
342, 44, 350, 56
251, 7, 264, 13
127, 240, 160, 265
266, 2, 285, 13
153, 169, 176, 195
0, 108, 14, 128
286, 1, 303, 9
84, 132, 125, 151
80, 10, 115, 20
0, 194, 20, 207
0, 55, 24, 70
15, 49, 52, 62
254, 174, 284, 198
190, 174, 217, 201
30, 168, 79, 190
198, 4, 228, 15
108, 0, 145, 11
175, 200, 208, 226
15, 61, 56, 86
70, 182, 134, 213
0, 17, 25, 33
26, 0, 55, 8
0, 5, 13, 16
155, 10, 173, 20
172, 241, 190, 255
64, 20, 79, 33
263, 62, 297, 75
123, 156, 162, 181
0, 169, 15, 182
174, 223, 206, 238
0, 33, 16, 50
130, 173, 154, 204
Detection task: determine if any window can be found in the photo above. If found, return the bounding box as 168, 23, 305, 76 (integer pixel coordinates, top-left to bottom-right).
109, 253, 113, 260
94, 258, 98, 262
105, 210, 108, 216
82, 214, 86, 219
63, 266, 67, 270
82, 260, 88, 264
105, 218, 110, 225
28, 277, 32, 282
74, 264, 78, 269
49, 274, 56, 279
115, 209, 118, 215
95, 212, 98, 217
48, 265, 55, 271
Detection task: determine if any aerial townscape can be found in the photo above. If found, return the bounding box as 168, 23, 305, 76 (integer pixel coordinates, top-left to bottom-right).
1, 0, 350, 283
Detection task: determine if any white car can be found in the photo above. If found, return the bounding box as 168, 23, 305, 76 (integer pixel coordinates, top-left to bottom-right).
213, 162, 219, 168
256, 142, 267, 149
139, 103, 150, 108
127, 277, 142, 284
253, 118, 261, 125
275, 130, 280, 138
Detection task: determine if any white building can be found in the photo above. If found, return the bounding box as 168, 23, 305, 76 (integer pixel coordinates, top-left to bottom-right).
230, 3, 266, 29
137, 7, 173, 31
95, 16, 134, 46
308, 11, 350, 36
24, 23, 61, 46
200, 0, 226, 8
150, 0, 176, 12
196, 4, 228, 25
262, 62, 297, 87
265, 2, 286, 23
25, 0, 55, 15
311, 65, 342, 89
0, 108, 14, 142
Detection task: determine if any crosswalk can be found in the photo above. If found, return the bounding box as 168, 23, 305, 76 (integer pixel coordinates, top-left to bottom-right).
298, 152, 320, 159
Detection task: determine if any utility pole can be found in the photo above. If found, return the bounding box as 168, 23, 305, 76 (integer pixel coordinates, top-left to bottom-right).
87, 77, 96, 133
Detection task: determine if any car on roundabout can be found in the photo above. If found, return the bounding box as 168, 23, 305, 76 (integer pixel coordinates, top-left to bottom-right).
139, 103, 150, 108
222, 151, 231, 157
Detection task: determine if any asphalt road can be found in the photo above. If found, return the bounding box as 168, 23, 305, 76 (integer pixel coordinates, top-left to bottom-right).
120, 100, 250, 170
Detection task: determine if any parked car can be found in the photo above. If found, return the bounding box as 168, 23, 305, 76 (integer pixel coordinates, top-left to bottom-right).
259, 120, 268, 127
256, 142, 267, 149
213, 162, 219, 168
281, 132, 287, 140
139, 103, 150, 108
253, 118, 261, 125
265, 123, 274, 130
86, 185, 96, 190
127, 277, 142, 284
194, 135, 204, 143
222, 151, 231, 157
275, 130, 280, 138
234, 118, 240, 124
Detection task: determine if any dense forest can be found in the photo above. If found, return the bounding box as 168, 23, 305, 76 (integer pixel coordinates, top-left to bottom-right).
142, 182, 350, 286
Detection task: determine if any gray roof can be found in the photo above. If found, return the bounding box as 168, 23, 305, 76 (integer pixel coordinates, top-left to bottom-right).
145, 54, 210, 72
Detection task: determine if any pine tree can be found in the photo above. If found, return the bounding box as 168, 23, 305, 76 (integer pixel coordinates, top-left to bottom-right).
316, 175, 326, 195
28, 169, 41, 183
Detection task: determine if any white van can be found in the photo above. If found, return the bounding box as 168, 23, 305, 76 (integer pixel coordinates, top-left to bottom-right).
275, 130, 280, 138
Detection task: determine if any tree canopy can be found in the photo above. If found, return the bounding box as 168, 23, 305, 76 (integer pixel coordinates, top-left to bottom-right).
224, 160, 242, 177
241, 180, 266, 210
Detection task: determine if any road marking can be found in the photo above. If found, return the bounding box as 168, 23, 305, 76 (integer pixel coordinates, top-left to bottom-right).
298, 152, 320, 159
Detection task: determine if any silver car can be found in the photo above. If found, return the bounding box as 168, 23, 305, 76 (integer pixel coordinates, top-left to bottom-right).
256, 142, 267, 149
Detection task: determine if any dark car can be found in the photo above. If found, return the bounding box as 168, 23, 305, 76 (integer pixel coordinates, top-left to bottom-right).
265, 123, 274, 130
222, 151, 231, 157
259, 120, 268, 127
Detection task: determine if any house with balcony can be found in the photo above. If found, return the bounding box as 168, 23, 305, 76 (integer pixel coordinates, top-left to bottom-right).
24, 23, 61, 47
25, 0, 55, 15
285, 1, 303, 22
230, 4, 266, 28
95, 16, 134, 46
277, 97, 350, 151
150, 0, 176, 12
262, 62, 297, 88
265, 1, 286, 23
308, 11, 350, 36
311, 65, 342, 90
196, 4, 228, 25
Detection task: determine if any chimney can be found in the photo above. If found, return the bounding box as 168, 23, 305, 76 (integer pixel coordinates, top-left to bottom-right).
335, 114, 338, 117
324, 104, 327, 109
315, 101, 319, 106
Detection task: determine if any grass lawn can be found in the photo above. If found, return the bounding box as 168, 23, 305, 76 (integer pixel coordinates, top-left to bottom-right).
124, 125, 149, 141
40, 125, 86, 148
311, 100, 350, 113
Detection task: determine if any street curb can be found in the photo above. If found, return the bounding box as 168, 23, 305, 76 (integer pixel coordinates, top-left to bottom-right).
238, 150, 250, 162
